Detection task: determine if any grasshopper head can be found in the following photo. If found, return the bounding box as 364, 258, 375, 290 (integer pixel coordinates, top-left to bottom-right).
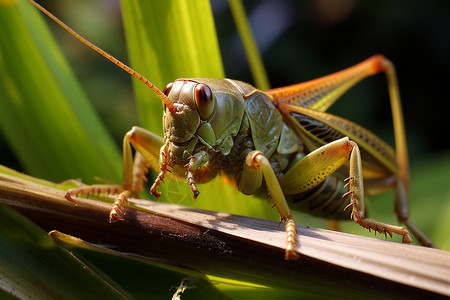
162, 79, 217, 166
155, 79, 246, 198
161, 78, 246, 178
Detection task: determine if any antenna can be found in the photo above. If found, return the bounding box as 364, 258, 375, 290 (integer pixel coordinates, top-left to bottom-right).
27, 0, 176, 113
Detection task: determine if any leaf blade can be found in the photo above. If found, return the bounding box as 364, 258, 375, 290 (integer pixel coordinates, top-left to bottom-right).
0, 0, 121, 183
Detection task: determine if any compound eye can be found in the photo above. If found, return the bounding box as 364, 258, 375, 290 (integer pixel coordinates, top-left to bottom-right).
195, 83, 215, 120
163, 82, 173, 97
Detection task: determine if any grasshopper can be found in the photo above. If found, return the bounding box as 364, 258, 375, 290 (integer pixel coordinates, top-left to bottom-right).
29, 0, 433, 260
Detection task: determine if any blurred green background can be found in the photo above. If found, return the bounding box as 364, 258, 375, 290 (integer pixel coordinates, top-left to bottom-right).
3, 0, 448, 166
1, 0, 449, 247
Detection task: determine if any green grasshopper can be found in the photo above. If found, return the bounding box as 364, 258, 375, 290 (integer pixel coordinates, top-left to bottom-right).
29, 0, 433, 260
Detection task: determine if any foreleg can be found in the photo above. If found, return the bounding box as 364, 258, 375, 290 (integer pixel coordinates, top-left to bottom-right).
66, 126, 164, 222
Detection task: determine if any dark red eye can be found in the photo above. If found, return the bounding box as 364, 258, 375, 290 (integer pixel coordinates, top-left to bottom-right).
195, 83, 215, 120
163, 82, 173, 97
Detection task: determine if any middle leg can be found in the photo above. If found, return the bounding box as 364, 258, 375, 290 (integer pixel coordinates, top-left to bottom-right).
239, 150, 299, 260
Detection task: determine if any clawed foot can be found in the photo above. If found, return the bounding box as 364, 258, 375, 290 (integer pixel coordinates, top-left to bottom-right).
64, 184, 130, 223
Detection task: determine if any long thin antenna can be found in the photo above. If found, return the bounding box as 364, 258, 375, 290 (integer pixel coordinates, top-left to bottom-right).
27, 0, 176, 113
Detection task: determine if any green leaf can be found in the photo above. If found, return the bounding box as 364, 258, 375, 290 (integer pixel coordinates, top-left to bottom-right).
49, 231, 234, 300
0, 204, 132, 299
228, 0, 270, 90
0, 0, 121, 183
